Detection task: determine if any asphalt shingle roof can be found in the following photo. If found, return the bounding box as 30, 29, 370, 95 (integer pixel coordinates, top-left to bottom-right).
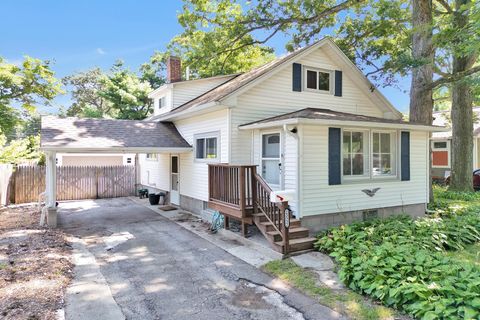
239, 108, 443, 128
41, 116, 191, 150
150, 41, 317, 120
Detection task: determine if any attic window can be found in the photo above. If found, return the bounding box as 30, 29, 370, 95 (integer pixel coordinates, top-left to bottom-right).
304, 67, 332, 93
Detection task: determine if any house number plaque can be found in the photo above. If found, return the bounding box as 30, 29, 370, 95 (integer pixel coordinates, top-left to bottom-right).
284, 209, 290, 228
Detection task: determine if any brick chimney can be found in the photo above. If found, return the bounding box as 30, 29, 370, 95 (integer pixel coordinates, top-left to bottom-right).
166, 56, 182, 83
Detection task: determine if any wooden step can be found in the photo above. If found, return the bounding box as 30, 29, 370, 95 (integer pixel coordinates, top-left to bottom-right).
275, 237, 316, 252
266, 227, 310, 242
255, 219, 301, 232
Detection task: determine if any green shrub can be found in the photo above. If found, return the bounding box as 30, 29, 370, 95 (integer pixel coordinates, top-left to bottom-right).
315, 214, 480, 319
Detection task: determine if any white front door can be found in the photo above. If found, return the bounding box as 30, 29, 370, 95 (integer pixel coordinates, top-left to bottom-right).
170, 155, 180, 205
261, 132, 282, 190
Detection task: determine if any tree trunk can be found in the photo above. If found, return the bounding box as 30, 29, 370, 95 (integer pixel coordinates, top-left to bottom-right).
409, 0, 434, 200
449, 0, 474, 192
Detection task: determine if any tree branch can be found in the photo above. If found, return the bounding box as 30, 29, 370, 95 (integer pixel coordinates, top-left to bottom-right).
429, 65, 480, 89
435, 0, 453, 13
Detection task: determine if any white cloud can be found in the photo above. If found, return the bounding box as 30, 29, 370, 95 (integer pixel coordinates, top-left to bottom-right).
96, 48, 106, 55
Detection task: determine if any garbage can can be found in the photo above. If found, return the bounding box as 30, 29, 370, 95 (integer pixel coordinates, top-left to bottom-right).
148, 193, 161, 205
158, 192, 166, 205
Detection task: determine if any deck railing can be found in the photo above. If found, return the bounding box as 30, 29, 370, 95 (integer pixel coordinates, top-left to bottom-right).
208, 163, 291, 254
253, 173, 290, 253
208, 164, 257, 217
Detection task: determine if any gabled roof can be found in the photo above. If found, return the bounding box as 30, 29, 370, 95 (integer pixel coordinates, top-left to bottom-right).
40, 116, 191, 152
152, 38, 402, 121
239, 108, 446, 132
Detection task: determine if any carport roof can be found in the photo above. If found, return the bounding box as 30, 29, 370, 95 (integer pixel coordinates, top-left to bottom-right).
40, 116, 191, 153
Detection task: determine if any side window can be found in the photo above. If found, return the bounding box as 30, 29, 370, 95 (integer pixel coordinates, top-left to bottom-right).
146, 153, 158, 160
195, 132, 219, 160
158, 96, 166, 109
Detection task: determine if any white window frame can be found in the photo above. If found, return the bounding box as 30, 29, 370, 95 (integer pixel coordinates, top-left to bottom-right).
158, 96, 166, 109
146, 153, 158, 161
194, 131, 220, 162
340, 128, 399, 182
342, 129, 370, 180
371, 130, 398, 179
303, 66, 334, 94
431, 139, 451, 168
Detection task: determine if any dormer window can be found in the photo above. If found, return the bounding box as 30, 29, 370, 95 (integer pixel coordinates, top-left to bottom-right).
304, 67, 332, 93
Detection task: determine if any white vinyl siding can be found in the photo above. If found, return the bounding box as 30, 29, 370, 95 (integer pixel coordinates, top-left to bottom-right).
172, 77, 235, 108
230, 47, 386, 164
301, 125, 428, 217
175, 109, 229, 201
139, 153, 170, 191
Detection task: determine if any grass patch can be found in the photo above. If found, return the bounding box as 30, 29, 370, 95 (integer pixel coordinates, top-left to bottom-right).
262, 259, 396, 320
446, 243, 480, 266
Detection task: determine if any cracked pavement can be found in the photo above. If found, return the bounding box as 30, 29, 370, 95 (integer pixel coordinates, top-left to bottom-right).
59, 198, 343, 320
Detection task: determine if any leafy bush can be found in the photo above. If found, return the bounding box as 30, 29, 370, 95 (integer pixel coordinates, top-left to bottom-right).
315, 213, 480, 319
433, 185, 480, 202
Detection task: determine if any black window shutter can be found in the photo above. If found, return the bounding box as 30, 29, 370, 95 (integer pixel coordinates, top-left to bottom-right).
328, 127, 342, 185
334, 70, 342, 97
401, 131, 410, 181
292, 63, 302, 92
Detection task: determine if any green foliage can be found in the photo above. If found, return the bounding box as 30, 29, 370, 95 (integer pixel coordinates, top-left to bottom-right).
0, 56, 62, 135
315, 204, 480, 319
263, 259, 395, 320
62, 68, 115, 118
0, 135, 44, 165
171, 0, 276, 78
98, 61, 153, 120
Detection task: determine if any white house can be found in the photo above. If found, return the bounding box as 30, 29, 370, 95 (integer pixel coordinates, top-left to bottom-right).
139, 38, 442, 229
431, 108, 480, 180
41, 38, 444, 254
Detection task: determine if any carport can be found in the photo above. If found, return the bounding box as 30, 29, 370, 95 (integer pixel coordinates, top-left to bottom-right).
40, 116, 192, 227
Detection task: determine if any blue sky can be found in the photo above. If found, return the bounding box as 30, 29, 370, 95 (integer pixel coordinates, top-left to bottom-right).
0, 0, 411, 113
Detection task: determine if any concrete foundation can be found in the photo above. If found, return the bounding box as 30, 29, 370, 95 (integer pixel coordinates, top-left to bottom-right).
47, 207, 58, 227
301, 203, 426, 234
179, 194, 204, 215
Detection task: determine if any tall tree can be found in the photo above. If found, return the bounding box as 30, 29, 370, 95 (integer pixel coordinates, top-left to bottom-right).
447, 0, 478, 191
0, 56, 62, 136
62, 68, 114, 118
98, 61, 153, 120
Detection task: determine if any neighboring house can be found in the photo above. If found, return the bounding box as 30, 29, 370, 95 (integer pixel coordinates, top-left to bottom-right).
431, 108, 480, 180
56, 153, 135, 166
40, 38, 444, 253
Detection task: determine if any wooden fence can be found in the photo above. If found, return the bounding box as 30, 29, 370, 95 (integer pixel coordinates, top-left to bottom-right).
2, 165, 136, 204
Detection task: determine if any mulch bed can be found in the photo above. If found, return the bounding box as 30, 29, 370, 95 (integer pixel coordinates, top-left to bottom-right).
0, 205, 73, 320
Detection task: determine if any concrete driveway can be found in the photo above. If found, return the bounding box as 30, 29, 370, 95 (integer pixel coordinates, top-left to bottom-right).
59, 198, 342, 320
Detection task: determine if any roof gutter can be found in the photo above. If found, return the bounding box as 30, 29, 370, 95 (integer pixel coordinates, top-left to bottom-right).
239, 118, 448, 132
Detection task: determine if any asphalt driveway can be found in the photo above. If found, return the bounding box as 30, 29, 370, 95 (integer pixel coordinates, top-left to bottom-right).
58, 198, 341, 320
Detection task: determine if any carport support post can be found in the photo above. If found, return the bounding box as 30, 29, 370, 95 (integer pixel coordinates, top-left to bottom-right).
45, 151, 57, 227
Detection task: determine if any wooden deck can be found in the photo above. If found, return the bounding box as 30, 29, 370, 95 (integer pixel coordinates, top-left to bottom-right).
208, 164, 314, 255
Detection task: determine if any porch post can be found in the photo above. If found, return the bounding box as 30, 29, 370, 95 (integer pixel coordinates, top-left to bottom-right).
45, 151, 57, 227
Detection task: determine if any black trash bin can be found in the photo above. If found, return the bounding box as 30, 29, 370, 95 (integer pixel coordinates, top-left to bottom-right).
149, 193, 161, 205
